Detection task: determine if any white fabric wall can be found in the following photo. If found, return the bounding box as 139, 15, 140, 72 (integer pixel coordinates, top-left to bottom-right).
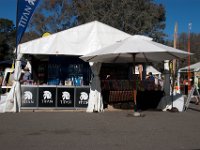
3, 53, 23, 112
87, 62, 103, 112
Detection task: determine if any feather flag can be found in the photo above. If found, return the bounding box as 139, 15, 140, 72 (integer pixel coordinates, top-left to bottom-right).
16, 0, 40, 47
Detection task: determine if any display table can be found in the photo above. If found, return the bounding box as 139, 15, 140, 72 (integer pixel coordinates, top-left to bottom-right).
21, 85, 90, 109
101, 80, 136, 105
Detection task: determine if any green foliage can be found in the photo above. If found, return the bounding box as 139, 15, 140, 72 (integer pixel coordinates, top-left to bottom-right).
73, 0, 166, 42
0, 18, 16, 61
0, 18, 15, 33
165, 33, 200, 68
22, 0, 76, 42
23, 0, 166, 42
178, 33, 200, 67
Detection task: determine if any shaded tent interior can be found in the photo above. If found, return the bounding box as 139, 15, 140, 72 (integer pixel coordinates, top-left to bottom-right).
99, 63, 164, 110
30, 55, 92, 85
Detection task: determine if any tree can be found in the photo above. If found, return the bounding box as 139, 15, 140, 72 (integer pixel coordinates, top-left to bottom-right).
23, 0, 166, 42
164, 33, 200, 68
177, 33, 200, 67
22, 0, 75, 43
0, 18, 16, 60
73, 0, 166, 42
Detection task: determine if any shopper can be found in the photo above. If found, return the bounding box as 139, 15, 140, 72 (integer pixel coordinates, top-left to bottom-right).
147, 72, 155, 82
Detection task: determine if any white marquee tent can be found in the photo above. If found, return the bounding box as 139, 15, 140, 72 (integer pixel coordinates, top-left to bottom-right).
179, 62, 200, 72
177, 62, 200, 94
1, 21, 131, 113
18, 21, 131, 55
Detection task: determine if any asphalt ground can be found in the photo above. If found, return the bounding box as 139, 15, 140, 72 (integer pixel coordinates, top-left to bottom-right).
0, 103, 200, 150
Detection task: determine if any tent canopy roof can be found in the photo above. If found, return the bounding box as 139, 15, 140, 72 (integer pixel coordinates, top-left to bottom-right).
179, 62, 200, 72
80, 35, 190, 63
18, 21, 131, 56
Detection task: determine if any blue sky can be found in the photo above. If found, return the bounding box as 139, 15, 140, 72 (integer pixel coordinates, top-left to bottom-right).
0, 0, 199, 40
155, 0, 200, 39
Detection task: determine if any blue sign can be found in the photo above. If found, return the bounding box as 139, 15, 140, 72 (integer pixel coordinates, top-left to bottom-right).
16, 0, 40, 46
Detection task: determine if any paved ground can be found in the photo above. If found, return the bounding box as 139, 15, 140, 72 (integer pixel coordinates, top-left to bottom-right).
0, 103, 200, 150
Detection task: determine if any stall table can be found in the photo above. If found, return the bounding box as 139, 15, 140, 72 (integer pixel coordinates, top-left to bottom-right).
21, 85, 90, 109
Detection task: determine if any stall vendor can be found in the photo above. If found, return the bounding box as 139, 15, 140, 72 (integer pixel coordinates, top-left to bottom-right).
21, 67, 32, 84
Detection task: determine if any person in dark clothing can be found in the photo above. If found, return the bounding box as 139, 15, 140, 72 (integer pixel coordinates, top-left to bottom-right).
147, 72, 155, 82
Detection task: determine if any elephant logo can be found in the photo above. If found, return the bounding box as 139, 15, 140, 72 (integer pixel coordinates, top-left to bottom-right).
24, 91, 32, 100
80, 92, 88, 100
43, 91, 52, 100
62, 92, 70, 100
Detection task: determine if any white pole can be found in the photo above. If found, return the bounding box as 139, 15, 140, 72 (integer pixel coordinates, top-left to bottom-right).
177, 69, 181, 94
164, 60, 170, 96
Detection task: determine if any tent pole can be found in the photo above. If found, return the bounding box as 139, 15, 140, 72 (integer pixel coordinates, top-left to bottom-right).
132, 54, 137, 111
187, 23, 192, 93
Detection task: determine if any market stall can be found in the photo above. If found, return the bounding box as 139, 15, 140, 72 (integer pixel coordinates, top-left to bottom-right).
21, 85, 90, 109
2, 21, 131, 112
178, 62, 200, 94
80, 35, 190, 111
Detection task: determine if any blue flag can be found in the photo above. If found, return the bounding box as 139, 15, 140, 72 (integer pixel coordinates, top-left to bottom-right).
16, 0, 40, 46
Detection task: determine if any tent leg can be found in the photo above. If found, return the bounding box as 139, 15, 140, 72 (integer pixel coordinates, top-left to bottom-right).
133, 89, 137, 111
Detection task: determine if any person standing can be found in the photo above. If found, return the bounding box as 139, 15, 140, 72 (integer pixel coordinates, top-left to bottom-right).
183, 77, 188, 95
138, 64, 143, 80
21, 67, 31, 84
147, 72, 155, 82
